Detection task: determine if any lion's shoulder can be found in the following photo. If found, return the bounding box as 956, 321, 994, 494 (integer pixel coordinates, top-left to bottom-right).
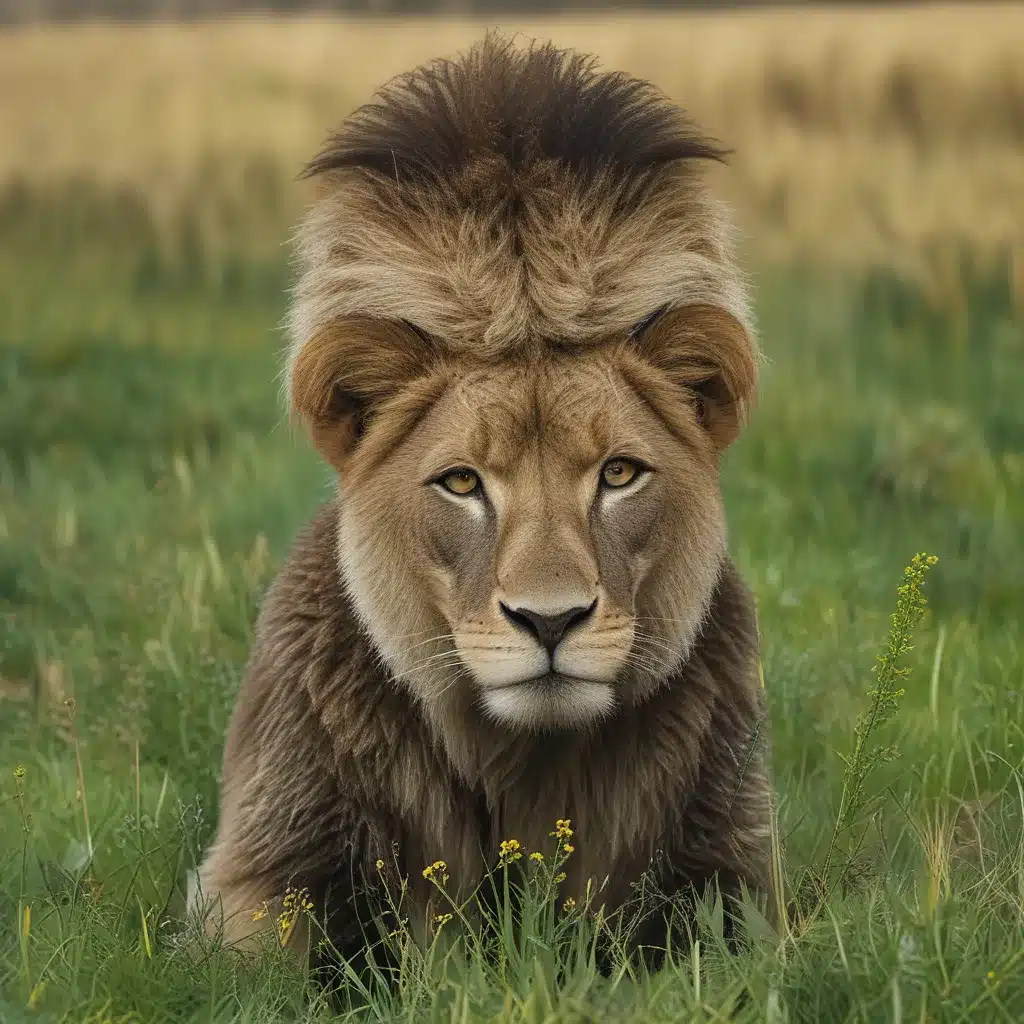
226, 501, 407, 763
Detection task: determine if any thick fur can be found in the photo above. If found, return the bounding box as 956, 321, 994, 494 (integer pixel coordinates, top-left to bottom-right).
285, 35, 755, 373
192, 35, 774, 958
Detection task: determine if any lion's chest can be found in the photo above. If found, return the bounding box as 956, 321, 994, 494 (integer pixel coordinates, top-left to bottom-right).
397, 751, 684, 914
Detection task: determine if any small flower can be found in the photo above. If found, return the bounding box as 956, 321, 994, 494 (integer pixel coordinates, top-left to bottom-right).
554, 872, 567, 884
434, 912, 453, 928
252, 903, 269, 922
562, 843, 575, 855
529, 851, 544, 863
375, 859, 385, 872
550, 818, 574, 840
422, 860, 449, 884
13, 765, 25, 780
273, 887, 313, 942
282, 886, 314, 914
987, 970, 997, 982
499, 838, 523, 866
562, 897, 577, 913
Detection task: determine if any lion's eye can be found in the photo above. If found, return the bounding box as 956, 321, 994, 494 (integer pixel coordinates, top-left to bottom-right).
600, 459, 640, 489
440, 469, 480, 496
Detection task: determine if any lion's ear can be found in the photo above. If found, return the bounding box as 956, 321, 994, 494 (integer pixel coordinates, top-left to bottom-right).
289, 317, 434, 471
632, 304, 758, 451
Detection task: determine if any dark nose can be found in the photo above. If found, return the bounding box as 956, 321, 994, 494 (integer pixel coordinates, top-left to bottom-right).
500, 600, 597, 656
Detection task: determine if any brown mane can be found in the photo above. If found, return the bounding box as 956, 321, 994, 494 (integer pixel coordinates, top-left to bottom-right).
303, 34, 728, 192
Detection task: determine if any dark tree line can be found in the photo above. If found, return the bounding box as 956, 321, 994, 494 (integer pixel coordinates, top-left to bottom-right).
0, 0, 931, 25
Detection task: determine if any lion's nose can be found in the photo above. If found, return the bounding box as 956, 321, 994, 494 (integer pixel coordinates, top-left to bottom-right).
500, 600, 597, 656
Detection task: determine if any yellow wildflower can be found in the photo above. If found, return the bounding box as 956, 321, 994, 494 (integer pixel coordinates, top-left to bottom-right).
499, 838, 523, 866
422, 860, 449, 884
562, 897, 577, 913
563, 843, 575, 855
550, 818, 574, 840
251, 902, 269, 922
282, 886, 314, 914
529, 851, 544, 863
554, 872, 567, 884
274, 886, 313, 943
375, 859, 385, 872
434, 912, 453, 928
13, 765, 25, 780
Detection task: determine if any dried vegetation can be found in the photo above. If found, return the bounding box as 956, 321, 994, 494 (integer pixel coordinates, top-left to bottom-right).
1, 4, 1023, 283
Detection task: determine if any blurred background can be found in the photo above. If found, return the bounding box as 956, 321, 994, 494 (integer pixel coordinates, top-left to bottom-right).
3, 2, 1022, 276
0, 0, 992, 15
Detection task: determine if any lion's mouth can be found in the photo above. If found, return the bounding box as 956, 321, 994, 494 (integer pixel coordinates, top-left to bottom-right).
494, 671, 591, 690
478, 672, 617, 730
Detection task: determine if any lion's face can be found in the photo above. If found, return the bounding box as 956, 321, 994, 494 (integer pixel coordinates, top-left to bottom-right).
286, 38, 760, 733
334, 342, 728, 731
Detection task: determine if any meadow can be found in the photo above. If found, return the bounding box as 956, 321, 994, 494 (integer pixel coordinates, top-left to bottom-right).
1, 7, 1023, 1021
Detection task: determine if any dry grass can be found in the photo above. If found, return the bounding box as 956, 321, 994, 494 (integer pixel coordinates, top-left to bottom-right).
2, 4, 1024, 276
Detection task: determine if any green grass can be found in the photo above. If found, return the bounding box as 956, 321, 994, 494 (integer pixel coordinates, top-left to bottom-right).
1, 186, 1022, 1022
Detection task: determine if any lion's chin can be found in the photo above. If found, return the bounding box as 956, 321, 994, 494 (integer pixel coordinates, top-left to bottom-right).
477, 674, 616, 732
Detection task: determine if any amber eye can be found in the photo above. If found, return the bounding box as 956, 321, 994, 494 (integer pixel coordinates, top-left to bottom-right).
440, 469, 480, 496
601, 458, 640, 489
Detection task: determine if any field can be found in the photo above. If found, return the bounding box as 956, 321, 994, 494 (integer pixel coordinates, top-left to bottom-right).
3, 5, 1024, 277
1, 6, 1023, 1022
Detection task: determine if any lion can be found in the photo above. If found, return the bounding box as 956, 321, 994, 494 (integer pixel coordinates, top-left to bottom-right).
189, 34, 775, 964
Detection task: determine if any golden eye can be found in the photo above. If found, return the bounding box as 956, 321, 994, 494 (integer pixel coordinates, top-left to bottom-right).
601, 459, 639, 489
441, 469, 480, 496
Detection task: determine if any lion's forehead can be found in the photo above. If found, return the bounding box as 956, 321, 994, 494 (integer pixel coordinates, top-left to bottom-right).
289, 175, 749, 360
427, 361, 644, 475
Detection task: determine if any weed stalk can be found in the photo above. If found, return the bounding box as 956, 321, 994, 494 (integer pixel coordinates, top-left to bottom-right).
819, 553, 939, 897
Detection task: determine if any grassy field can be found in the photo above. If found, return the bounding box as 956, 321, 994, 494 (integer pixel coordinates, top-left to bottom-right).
2, 9, 1024, 1022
